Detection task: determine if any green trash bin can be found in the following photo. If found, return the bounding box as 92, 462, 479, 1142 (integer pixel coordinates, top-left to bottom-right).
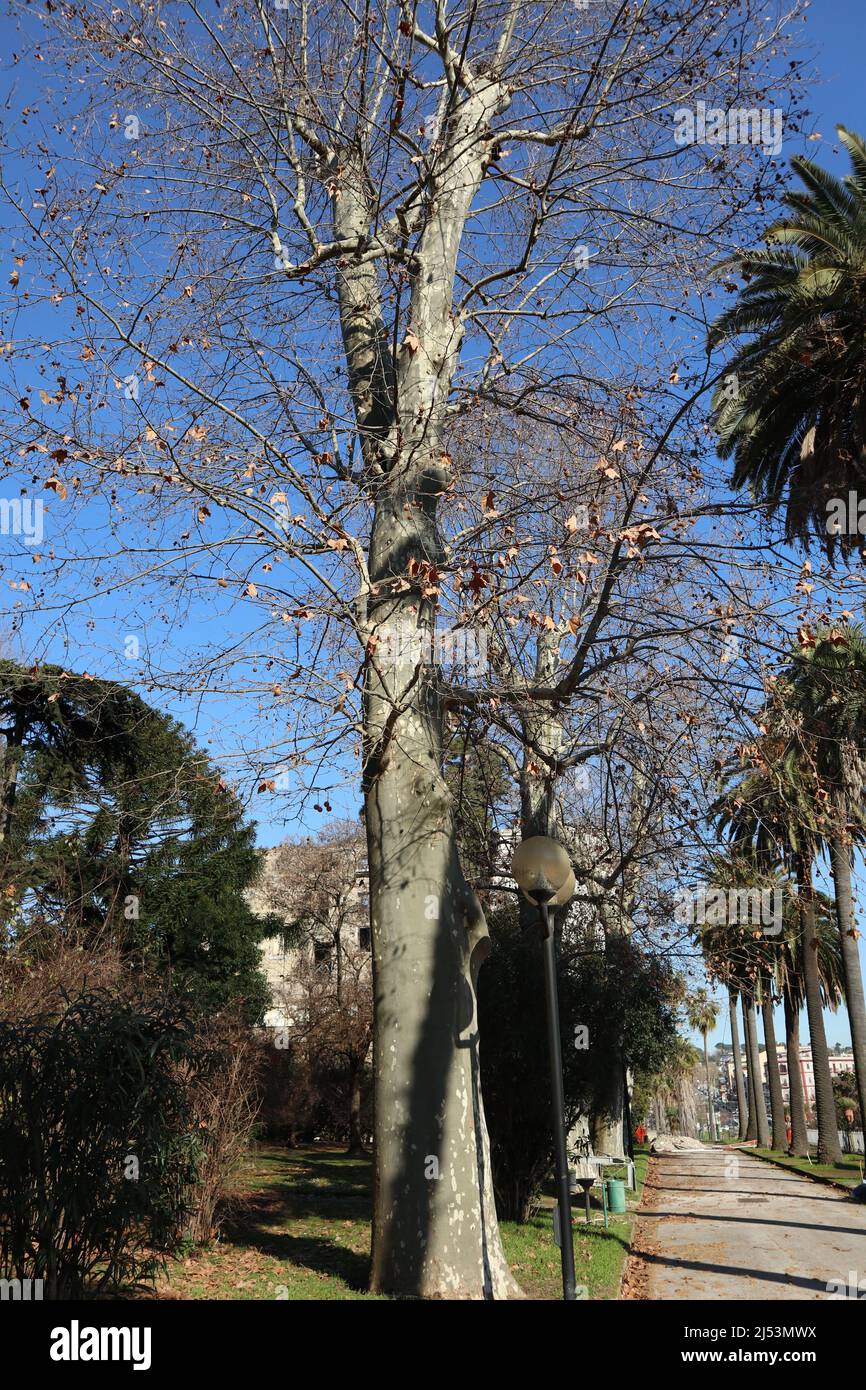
606, 1178, 626, 1214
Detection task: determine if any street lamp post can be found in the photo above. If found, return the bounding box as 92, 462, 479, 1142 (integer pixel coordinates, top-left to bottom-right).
511, 836, 577, 1302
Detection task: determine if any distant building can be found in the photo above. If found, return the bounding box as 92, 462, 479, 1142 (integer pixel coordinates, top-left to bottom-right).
246, 844, 370, 1029
723, 1045, 855, 1109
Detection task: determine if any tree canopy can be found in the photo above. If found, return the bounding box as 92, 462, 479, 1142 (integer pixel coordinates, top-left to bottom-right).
0, 660, 277, 1020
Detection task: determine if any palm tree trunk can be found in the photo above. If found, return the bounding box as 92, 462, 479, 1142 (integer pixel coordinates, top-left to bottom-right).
760, 989, 786, 1150
783, 986, 809, 1156
744, 995, 770, 1147
729, 987, 748, 1141
676, 1072, 698, 1137
795, 854, 842, 1163
742, 994, 758, 1142
702, 1032, 716, 1141
828, 831, 866, 1135
654, 1087, 667, 1134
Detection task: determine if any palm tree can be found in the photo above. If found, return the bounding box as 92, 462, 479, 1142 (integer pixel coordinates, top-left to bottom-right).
698, 849, 786, 1147
705, 860, 844, 1155
778, 892, 845, 1156
728, 984, 748, 1141
699, 928, 767, 1146
760, 969, 792, 1151
652, 1039, 702, 1138
764, 897, 810, 1156
782, 978, 809, 1156
782, 625, 866, 1134
685, 988, 720, 1141
716, 743, 843, 1162
742, 990, 771, 1147
703, 869, 843, 1155
709, 126, 866, 557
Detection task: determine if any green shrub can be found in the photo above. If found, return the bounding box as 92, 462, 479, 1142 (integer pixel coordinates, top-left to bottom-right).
0, 990, 206, 1297
479, 910, 680, 1220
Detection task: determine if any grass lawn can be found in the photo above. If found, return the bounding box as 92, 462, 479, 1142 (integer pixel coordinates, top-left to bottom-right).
154, 1143, 649, 1301
749, 1146, 864, 1191
521, 1144, 650, 1300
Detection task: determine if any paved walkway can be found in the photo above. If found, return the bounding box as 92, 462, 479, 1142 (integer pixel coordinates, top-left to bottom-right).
627, 1147, 866, 1299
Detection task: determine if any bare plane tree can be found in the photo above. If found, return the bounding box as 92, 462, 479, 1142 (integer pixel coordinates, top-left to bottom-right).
0, 0, 819, 1295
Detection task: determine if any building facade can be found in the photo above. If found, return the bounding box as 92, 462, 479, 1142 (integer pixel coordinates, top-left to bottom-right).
247, 842, 371, 1028
724, 1044, 855, 1109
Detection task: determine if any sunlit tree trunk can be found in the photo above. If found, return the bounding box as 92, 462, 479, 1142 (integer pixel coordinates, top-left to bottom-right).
350, 70, 522, 1297
795, 856, 839, 1162
742, 995, 757, 1142
760, 991, 786, 1151
743, 995, 769, 1146
701, 1031, 717, 1141
794, 855, 842, 1163
828, 831, 866, 1138
783, 987, 808, 1157
729, 987, 748, 1141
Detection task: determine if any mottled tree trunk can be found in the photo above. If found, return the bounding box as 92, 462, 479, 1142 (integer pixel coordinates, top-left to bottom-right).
517, 630, 564, 880
326, 58, 524, 1296
760, 991, 786, 1151
729, 987, 748, 1141
783, 987, 808, 1157
345, 72, 522, 1296
364, 555, 519, 1297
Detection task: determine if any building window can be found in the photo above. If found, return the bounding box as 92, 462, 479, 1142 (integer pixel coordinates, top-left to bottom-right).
359, 926, 371, 951
314, 940, 334, 973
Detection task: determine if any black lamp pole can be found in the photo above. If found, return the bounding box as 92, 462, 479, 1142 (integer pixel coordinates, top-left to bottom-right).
539, 899, 577, 1301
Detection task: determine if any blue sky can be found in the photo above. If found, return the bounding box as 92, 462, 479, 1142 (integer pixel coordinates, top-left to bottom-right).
1, 2, 865, 1051
696, 0, 866, 1056
803, 0, 866, 170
